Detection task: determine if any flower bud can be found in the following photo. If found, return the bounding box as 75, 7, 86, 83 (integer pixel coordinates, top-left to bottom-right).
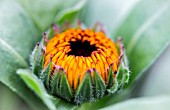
30, 22, 130, 104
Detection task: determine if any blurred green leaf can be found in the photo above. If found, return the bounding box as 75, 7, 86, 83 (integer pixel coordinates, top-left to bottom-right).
101, 95, 170, 110
17, 69, 76, 110
0, 83, 31, 110
115, 0, 170, 85
0, 1, 48, 110
132, 45, 170, 97
17, 69, 56, 110
79, 0, 140, 37
16, 0, 62, 30
55, 0, 86, 24
17, 0, 86, 30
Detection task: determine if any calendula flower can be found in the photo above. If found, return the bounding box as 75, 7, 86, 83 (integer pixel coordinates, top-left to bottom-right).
30, 22, 130, 104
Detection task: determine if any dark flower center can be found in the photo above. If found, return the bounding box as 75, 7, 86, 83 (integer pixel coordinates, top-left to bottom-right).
68, 40, 97, 57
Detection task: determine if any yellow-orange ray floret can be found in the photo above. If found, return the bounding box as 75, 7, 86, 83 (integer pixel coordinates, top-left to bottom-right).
73, 57, 79, 90
57, 54, 67, 68
64, 56, 74, 75
97, 51, 109, 81
67, 56, 76, 87
94, 52, 105, 80
44, 28, 119, 90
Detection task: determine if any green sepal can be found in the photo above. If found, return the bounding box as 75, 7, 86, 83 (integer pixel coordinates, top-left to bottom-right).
40, 61, 52, 91
30, 43, 39, 75
116, 59, 130, 90
115, 51, 130, 90
121, 51, 130, 84
118, 37, 130, 87
107, 64, 114, 89
117, 65, 124, 87
111, 38, 130, 91
59, 69, 73, 102
107, 64, 119, 94
50, 69, 61, 96
107, 39, 130, 93
74, 70, 93, 104
38, 55, 45, 76
31, 37, 45, 76
93, 69, 106, 99
108, 78, 118, 94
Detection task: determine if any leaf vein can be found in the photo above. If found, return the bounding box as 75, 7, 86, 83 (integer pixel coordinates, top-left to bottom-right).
0, 38, 28, 67
127, 2, 170, 55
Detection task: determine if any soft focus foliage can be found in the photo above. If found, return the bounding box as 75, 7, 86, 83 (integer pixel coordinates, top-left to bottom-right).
0, 0, 170, 110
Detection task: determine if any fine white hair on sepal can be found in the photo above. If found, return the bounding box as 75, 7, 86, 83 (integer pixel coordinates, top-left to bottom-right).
29, 42, 39, 71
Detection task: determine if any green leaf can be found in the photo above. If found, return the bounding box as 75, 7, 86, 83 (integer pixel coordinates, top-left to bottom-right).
17, 69, 76, 110
0, 1, 48, 110
16, 0, 62, 30
0, 83, 31, 110
17, 69, 56, 110
100, 95, 170, 110
115, 0, 170, 85
79, 0, 140, 36
132, 45, 170, 97
55, 0, 87, 24
17, 0, 87, 30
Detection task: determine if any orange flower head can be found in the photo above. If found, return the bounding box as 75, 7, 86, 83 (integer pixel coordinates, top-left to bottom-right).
44, 28, 119, 90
